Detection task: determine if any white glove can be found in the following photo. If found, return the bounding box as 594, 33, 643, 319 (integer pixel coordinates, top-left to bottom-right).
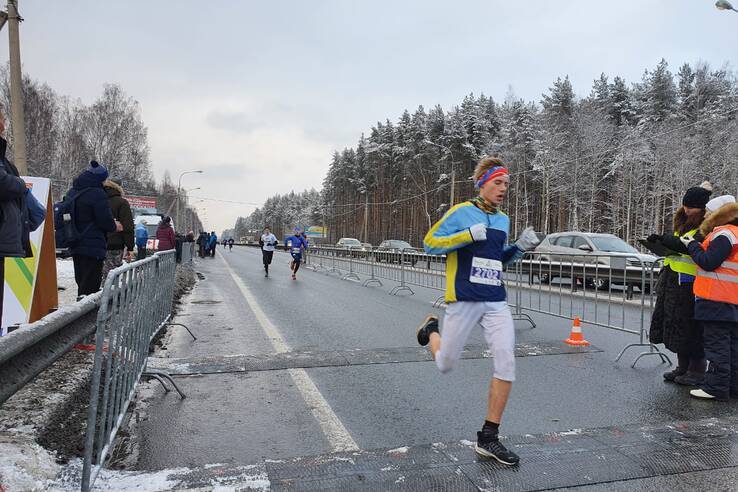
515, 226, 540, 252
680, 231, 696, 248
469, 223, 487, 242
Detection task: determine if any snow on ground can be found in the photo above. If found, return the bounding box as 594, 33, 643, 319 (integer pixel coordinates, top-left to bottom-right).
0, 436, 60, 492
56, 258, 77, 307
50, 461, 270, 491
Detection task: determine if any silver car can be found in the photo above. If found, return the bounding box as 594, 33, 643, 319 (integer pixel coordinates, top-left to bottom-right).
533, 232, 657, 290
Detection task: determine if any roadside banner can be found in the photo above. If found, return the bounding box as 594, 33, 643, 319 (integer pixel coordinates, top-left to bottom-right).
304, 226, 327, 238
1, 177, 58, 335
127, 195, 157, 212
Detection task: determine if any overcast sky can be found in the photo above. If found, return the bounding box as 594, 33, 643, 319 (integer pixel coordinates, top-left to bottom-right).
3, 1, 737, 233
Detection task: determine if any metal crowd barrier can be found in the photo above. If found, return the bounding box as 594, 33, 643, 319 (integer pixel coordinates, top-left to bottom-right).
81, 250, 195, 492
305, 246, 670, 367
180, 241, 195, 263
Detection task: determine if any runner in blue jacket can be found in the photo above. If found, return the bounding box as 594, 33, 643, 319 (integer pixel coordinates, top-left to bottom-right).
416, 156, 540, 466
284, 228, 309, 280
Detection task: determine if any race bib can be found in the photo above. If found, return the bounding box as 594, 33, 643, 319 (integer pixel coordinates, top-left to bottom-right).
292, 247, 302, 254
470, 257, 502, 286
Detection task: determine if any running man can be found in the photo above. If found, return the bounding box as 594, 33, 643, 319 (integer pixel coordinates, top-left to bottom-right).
415, 156, 540, 466
259, 227, 278, 278
284, 228, 309, 280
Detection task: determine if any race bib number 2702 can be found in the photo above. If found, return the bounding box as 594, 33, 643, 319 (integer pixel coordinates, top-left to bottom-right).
469, 257, 502, 286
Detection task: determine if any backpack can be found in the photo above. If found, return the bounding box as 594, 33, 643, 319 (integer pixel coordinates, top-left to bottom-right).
53, 189, 93, 248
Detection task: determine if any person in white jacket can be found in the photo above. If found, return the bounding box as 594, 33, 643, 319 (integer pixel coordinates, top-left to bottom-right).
259, 227, 278, 278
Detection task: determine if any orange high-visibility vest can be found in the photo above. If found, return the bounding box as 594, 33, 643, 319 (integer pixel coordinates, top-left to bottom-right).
693, 224, 738, 306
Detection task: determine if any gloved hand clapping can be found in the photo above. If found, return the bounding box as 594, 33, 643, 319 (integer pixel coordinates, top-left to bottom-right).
469, 223, 487, 242
515, 226, 541, 252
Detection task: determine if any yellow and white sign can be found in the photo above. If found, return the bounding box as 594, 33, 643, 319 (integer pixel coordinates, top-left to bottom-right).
2, 177, 58, 334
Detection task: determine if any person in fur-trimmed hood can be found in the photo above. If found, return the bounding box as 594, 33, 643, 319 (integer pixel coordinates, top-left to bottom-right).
681, 200, 738, 401
648, 181, 711, 386
101, 178, 134, 280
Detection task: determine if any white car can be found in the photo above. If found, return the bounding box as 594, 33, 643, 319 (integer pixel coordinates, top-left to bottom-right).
336, 237, 362, 248
533, 232, 658, 290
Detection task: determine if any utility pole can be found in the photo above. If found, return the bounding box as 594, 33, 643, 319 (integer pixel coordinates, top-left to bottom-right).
7, 0, 27, 174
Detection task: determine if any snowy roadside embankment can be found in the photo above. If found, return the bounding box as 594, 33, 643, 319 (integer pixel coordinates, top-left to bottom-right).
1, 261, 197, 491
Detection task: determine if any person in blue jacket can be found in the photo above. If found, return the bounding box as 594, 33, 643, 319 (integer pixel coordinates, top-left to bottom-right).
135, 221, 148, 260
415, 156, 540, 466
67, 161, 118, 296
284, 228, 308, 280
207, 231, 218, 258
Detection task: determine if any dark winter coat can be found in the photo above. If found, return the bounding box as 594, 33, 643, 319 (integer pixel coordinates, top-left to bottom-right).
103, 181, 134, 251
649, 266, 703, 356
156, 222, 176, 250
649, 208, 704, 356
0, 137, 31, 258
68, 170, 117, 259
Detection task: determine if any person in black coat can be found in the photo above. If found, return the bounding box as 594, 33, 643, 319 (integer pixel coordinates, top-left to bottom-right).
67, 161, 118, 297
0, 113, 29, 324
648, 183, 711, 385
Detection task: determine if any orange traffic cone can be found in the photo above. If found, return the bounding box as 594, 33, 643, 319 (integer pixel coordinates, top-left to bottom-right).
565, 317, 590, 346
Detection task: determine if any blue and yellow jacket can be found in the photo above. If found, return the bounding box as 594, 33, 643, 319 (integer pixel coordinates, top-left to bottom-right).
424, 201, 522, 303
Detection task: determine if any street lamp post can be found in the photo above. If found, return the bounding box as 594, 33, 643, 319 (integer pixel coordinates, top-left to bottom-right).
177, 170, 203, 233
716, 0, 738, 12
182, 187, 200, 231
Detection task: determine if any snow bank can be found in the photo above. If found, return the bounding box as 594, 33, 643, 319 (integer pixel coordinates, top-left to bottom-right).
0, 435, 60, 492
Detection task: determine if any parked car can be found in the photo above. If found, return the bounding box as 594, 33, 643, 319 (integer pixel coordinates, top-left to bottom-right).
336, 237, 362, 248
533, 232, 658, 291
336, 237, 366, 257
374, 240, 419, 266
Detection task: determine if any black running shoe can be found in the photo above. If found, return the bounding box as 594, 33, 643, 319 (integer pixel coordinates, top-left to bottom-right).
416, 315, 439, 346
663, 367, 687, 382
475, 431, 520, 465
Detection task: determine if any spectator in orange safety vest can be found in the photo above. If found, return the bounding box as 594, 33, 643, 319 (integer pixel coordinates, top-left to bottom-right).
682, 200, 738, 401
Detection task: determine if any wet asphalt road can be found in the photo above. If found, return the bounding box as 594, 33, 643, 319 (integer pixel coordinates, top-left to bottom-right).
136, 245, 738, 470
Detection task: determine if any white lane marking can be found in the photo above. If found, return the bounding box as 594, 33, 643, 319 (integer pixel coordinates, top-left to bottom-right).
219, 253, 359, 452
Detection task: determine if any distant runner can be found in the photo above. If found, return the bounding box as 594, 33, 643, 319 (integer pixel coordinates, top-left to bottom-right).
259, 227, 278, 278
415, 156, 540, 466
284, 228, 309, 280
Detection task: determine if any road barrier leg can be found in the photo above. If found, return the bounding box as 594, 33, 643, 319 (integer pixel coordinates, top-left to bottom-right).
342, 251, 361, 281
363, 250, 383, 287
389, 251, 414, 296
143, 369, 186, 398
165, 322, 197, 341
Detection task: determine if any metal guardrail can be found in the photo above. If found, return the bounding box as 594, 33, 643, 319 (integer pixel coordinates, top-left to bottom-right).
82, 250, 195, 492
180, 241, 195, 263
306, 246, 670, 368
0, 242, 197, 408
0, 293, 102, 405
